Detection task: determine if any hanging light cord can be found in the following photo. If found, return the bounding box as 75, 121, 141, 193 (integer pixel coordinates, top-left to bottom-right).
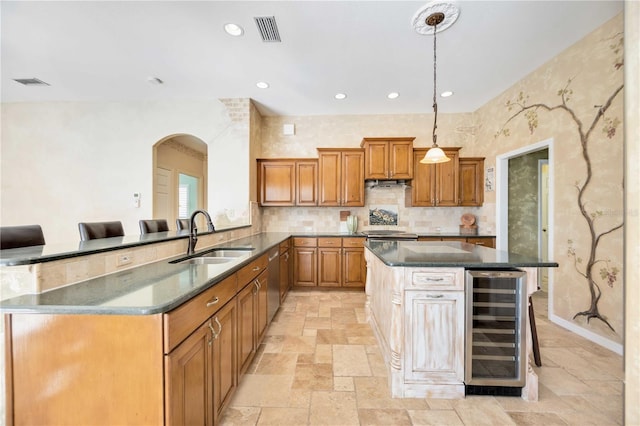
432, 19, 439, 148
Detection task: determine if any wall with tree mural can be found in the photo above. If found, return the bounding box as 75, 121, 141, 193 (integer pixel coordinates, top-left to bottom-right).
474, 13, 624, 347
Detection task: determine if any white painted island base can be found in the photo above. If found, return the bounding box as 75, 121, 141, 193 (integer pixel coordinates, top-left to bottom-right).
364, 248, 540, 401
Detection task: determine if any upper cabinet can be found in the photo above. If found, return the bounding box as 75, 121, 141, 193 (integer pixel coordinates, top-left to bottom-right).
406, 148, 460, 207
361, 137, 414, 180
258, 159, 318, 206
458, 158, 485, 207
317, 148, 365, 207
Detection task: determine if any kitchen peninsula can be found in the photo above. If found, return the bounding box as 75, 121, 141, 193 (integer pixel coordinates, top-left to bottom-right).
363, 239, 557, 401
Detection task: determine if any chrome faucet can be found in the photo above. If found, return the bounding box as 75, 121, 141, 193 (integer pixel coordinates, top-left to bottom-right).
187, 209, 215, 256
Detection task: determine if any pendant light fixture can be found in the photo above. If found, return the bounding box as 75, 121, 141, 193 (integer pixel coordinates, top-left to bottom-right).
412, 2, 460, 164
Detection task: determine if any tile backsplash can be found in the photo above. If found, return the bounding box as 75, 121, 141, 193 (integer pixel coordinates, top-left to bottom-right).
261, 186, 495, 234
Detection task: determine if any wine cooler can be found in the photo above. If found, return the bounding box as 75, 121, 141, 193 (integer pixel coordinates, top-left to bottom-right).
465, 269, 527, 392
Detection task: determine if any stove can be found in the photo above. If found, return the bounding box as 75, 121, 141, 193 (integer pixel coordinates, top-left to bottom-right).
361, 230, 419, 240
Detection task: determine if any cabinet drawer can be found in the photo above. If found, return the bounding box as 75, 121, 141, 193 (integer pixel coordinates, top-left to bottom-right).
164, 273, 237, 353
293, 237, 317, 247
342, 237, 365, 248
318, 237, 341, 247
405, 268, 464, 290
237, 254, 268, 290
279, 239, 291, 253
466, 237, 495, 248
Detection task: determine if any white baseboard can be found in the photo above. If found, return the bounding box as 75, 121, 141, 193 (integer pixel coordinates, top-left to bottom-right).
549, 313, 623, 355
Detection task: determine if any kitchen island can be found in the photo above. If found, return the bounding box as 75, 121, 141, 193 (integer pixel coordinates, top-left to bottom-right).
363, 239, 557, 401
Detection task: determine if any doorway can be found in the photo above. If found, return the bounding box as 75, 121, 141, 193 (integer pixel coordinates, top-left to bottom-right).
153, 135, 207, 230
496, 139, 554, 312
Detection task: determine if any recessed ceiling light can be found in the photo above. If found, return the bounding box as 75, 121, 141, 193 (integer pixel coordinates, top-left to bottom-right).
256, 81, 269, 89
335, 93, 347, 100
440, 91, 454, 98
224, 23, 244, 36
387, 92, 400, 99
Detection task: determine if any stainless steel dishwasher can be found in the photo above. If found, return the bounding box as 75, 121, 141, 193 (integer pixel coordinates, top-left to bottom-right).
267, 247, 280, 322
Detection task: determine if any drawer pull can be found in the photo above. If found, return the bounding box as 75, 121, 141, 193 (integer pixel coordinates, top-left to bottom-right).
206, 296, 220, 307
252, 266, 261, 272
426, 294, 444, 298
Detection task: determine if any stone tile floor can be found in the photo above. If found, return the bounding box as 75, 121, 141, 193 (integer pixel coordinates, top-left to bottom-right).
220, 290, 623, 425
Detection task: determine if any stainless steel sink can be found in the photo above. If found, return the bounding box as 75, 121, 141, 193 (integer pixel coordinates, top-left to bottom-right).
172, 248, 254, 265
179, 257, 235, 265
202, 249, 254, 258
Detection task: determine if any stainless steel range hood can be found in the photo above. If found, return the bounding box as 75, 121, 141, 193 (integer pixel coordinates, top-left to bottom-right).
365, 179, 410, 189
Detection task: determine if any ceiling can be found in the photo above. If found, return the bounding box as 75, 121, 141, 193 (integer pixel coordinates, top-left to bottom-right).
1, 1, 623, 116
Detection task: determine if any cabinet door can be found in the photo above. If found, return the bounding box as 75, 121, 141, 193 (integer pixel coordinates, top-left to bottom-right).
212, 301, 237, 424
409, 149, 435, 206
434, 149, 460, 206
341, 150, 365, 206
389, 140, 413, 179
258, 160, 295, 206
294, 246, 317, 286
279, 249, 291, 303
255, 270, 269, 343
458, 158, 484, 206
343, 247, 366, 288
404, 291, 464, 383
318, 150, 341, 206
166, 320, 213, 426
318, 247, 342, 287
296, 160, 318, 206
363, 141, 389, 179
237, 283, 256, 375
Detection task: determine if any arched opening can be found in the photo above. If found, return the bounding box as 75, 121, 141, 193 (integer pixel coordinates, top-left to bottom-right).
152, 134, 208, 230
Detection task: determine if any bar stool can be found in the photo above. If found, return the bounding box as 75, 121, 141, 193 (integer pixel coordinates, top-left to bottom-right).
78, 221, 124, 241
0, 225, 46, 249
139, 219, 169, 234
176, 219, 190, 231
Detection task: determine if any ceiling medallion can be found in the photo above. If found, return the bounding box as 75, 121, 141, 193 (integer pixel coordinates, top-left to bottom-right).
412, 2, 460, 35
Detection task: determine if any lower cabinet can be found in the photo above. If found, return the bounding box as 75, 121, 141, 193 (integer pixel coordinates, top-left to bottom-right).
238, 269, 269, 376
419, 236, 496, 248
212, 301, 238, 423
279, 239, 293, 302
404, 290, 465, 384
294, 237, 366, 288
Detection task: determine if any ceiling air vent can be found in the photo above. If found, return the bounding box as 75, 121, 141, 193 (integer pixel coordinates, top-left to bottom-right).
254, 16, 281, 42
13, 78, 50, 86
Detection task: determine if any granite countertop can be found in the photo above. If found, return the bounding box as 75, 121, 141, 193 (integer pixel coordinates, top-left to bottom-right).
0, 233, 291, 315
365, 240, 558, 268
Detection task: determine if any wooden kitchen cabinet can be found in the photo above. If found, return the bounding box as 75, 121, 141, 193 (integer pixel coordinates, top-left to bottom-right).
404, 289, 465, 384
236, 254, 269, 376
342, 237, 367, 288
458, 157, 485, 206
318, 237, 342, 287
293, 237, 317, 286
361, 137, 414, 180
279, 239, 293, 303
317, 148, 365, 206
258, 159, 318, 206
418, 236, 496, 248
211, 300, 238, 424
406, 148, 460, 207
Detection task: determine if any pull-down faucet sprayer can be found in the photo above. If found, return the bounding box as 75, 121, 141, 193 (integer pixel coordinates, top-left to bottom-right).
187, 209, 215, 256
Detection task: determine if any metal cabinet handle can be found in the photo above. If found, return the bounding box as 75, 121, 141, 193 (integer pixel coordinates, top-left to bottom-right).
206, 296, 220, 307
208, 321, 218, 340
214, 317, 222, 338
427, 277, 444, 281
425, 294, 444, 298
252, 266, 260, 272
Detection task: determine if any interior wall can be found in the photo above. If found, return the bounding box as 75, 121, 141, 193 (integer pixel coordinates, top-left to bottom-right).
474, 13, 624, 348
0, 100, 231, 244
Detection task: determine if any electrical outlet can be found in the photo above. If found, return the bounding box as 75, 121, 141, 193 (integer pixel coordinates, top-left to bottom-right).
117, 253, 133, 266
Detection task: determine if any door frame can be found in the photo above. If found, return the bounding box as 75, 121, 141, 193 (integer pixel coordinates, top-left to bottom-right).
496, 138, 554, 308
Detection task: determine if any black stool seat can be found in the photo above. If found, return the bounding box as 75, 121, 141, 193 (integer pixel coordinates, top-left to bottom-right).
0, 225, 45, 250
78, 221, 124, 241
139, 219, 169, 234
176, 219, 190, 231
